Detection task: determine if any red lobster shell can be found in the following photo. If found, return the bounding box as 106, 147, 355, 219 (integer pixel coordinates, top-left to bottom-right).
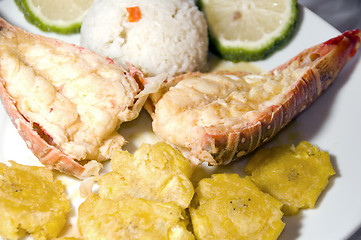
148, 29, 361, 165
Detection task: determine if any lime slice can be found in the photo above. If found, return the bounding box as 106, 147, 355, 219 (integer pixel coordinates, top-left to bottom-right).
15, 0, 94, 34
198, 0, 298, 61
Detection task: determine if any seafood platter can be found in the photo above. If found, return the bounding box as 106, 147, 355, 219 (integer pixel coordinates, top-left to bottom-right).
0, 0, 361, 239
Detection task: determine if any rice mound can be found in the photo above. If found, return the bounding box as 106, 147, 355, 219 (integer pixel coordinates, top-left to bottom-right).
80, 0, 209, 77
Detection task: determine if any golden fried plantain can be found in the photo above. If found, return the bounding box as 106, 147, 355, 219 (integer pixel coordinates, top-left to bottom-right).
189, 174, 284, 240
78, 195, 194, 240
245, 141, 335, 215
0, 161, 70, 240
99, 142, 194, 208
56, 237, 83, 240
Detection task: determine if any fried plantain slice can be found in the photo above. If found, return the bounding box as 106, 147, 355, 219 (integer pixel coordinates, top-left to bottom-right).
189, 174, 284, 240
99, 142, 194, 208
245, 141, 335, 215
78, 195, 194, 240
0, 161, 70, 240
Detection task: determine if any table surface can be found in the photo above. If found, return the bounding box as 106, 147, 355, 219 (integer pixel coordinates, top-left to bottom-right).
298, 0, 361, 31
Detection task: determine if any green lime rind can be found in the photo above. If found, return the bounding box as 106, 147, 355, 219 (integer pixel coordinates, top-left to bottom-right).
197, 0, 299, 62
14, 0, 81, 34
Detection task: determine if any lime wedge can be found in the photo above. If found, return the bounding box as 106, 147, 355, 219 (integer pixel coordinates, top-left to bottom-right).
15, 0, 94, 34
198, 0, 298, 61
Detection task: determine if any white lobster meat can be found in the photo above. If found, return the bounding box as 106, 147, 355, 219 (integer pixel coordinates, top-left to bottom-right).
147, 29, 361, 166
0, 18, 147, 177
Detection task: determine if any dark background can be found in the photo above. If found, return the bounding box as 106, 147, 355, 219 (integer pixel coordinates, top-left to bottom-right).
299, 0, 361, 31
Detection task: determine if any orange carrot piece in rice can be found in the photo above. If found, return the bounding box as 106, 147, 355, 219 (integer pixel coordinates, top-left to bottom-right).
126, 6, 141, 22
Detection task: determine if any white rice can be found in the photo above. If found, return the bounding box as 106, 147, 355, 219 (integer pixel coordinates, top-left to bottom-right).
80, 0, 208, 77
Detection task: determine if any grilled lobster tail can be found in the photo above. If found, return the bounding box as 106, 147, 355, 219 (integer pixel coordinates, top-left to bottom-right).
210, 29, 361, 164
148, 29, 360, 166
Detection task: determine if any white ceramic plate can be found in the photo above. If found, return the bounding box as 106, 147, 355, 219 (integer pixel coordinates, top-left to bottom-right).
0, 1, 361, 239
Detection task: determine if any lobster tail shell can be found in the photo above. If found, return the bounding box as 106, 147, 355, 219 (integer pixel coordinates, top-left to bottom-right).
207, 29, 360, 165
0, 19, 86, 176
0, 18, 146, 177
0, 83, 86, 176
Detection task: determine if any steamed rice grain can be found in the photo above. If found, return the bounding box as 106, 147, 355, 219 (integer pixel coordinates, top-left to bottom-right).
80, 0, 209, 77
